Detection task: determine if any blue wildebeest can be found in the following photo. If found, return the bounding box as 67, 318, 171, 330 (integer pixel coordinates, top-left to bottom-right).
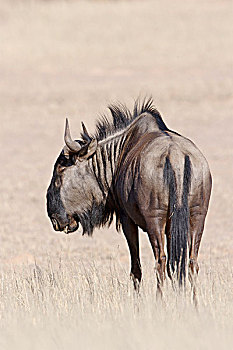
47, 98, 212, 296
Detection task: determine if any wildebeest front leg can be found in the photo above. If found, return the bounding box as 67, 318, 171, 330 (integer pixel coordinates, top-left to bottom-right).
121, 215, 141, 290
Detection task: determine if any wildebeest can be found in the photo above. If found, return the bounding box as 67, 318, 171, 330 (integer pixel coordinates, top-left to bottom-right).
47, 98, 212, 294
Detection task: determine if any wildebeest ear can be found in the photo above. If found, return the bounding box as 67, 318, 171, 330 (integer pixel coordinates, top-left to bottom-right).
81, 122, 92, 143
78, 139, 98, 160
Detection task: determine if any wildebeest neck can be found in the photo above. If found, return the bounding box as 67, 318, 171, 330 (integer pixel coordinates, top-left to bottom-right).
88, 113, 165, 230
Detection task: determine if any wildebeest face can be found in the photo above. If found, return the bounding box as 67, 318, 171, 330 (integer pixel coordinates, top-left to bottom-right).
47, 150, 79, 233
46, 119, 98, 234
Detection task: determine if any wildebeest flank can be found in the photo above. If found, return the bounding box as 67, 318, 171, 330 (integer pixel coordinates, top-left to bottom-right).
47, 98, 212, 293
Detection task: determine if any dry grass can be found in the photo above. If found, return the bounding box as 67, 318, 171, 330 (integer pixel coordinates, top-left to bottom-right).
0, 259, 232, 350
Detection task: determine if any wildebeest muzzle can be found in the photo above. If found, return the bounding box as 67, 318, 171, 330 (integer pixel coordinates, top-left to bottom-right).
50, 213, 79, 234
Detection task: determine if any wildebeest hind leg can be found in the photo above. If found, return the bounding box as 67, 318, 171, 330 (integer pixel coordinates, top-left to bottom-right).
147, 217, 166, 296
189, 213, 206, 305
121, 215, 141, 291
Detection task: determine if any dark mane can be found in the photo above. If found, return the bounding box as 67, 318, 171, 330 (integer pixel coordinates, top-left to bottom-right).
93, 97, 169, 141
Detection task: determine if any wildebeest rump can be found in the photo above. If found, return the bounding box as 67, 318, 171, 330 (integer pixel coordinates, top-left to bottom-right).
47, 98, 212, 291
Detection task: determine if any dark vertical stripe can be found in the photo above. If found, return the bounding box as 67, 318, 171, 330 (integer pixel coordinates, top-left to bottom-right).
92, 152, 106, 196
101, 145, 110, 190
106, 143, 114, 176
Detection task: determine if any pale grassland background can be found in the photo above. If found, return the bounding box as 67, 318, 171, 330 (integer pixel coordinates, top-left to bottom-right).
0, 0, 232, 349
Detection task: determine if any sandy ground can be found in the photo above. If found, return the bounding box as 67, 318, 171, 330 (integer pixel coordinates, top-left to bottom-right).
0, 0, 233, 274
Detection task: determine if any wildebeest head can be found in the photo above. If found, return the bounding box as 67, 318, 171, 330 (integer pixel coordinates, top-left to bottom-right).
46, 119, 100, 235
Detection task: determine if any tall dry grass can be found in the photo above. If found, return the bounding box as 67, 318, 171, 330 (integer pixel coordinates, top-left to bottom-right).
1, 259, 232, 350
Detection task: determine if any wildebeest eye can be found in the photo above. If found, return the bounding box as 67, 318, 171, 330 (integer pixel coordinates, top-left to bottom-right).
59, 152, 75, 168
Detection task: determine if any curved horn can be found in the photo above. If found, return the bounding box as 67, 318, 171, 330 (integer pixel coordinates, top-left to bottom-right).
64, 118, 81, 153
81, 122, 92, 142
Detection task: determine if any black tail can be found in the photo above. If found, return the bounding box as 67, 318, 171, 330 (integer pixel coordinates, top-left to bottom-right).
163, 155, 191, 285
